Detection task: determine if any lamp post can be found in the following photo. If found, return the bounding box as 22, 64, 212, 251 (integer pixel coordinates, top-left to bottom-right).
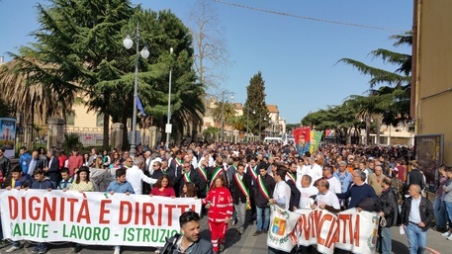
123, 23, 149, 158
252, 110, 256, 138
165, 47, 174, 150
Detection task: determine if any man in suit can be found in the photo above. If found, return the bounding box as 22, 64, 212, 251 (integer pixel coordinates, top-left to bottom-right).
43, 149, 60, 188
286, 162, 301, 211
231, 163, 252, 234
175, 161, 201, 198
26, 150, 44, 176
169, 150, 183, 173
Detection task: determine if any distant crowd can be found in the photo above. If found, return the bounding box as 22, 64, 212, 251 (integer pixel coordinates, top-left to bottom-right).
0, 141, 451, 254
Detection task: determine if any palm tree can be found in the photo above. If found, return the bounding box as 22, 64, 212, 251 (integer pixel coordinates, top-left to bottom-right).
0, 58, 75, 146
338, 32, 412, 144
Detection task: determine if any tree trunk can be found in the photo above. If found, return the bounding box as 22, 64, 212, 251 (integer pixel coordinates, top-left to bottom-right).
102, 113, 110, 150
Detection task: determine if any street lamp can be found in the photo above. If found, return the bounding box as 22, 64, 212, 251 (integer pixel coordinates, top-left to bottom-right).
252, 110, 256, 137
165, 47, 174, 150
123, 23, 149, 158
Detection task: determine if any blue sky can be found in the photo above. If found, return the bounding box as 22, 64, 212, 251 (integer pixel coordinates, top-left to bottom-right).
0, 0, 413, 124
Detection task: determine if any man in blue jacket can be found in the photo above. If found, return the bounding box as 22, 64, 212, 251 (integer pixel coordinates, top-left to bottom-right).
19, 146, 31, 174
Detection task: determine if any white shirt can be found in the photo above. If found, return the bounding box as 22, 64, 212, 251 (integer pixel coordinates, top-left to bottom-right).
307, 163, 323, 186
191, 156, 198, 169
362, 169, 370, 183
316, 190, 340, 210
409, 197, 422, 223
273, 180, 291, 210
297, 185, 318, 209
126, 165, 158, 195
326, 176, 342, 194
300, 164, 310, 176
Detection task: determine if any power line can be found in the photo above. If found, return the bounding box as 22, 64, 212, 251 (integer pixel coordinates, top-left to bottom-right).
212, 0, 403, 33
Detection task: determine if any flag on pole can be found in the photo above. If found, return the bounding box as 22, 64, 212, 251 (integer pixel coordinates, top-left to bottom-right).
136, 96, 146, 117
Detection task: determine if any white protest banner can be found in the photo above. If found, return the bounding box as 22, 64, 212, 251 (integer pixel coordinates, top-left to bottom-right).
267, 205, 300, 252
0, 189, 201, 247
294, 209, 317, 247
268, 207, 379, 254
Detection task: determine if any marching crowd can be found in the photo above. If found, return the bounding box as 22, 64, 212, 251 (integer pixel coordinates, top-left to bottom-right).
0, 141, 451, 254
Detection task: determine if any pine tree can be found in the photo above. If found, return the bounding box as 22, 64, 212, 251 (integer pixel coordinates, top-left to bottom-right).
243, 71, 269, 138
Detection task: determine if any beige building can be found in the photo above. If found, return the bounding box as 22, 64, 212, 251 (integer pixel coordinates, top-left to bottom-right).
201, 97, 287, 141
412, 0, 452, 159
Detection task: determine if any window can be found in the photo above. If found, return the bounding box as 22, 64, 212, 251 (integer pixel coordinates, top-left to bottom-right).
66, 110, 75, 126
96, 113, 104, 127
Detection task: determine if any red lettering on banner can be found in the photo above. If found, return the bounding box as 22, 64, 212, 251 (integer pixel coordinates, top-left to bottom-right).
67, 198, 78, 222
316, 212, 333, 246
29, 196, 40, 220
325, 215, 338, 249
165, 204, 176, 227
338, 214, 352, 244
21, 197, 27, 219
59, 198, 65, 221
134, 202, 140, 225
8, 196, 18, 220
142, 202, 155, 225
311, 209, 323, 238
353, 214, 360, 247
119, 201, 132, 224
297, 214, 311, 240
42, 197, 57, 221
99, 199, 112, 224
158, 203, 163, 226
76, 199, 91, 223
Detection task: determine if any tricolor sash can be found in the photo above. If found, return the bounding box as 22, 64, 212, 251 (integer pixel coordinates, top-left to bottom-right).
197, 166, 208, 181
234, 173, 251, 210
248, 165, 258, 181
183, 172, 191, 182
286, 172, 296, 185
175, 158, 183, 167
257, 175, 271, 200
209, 167, 223, 189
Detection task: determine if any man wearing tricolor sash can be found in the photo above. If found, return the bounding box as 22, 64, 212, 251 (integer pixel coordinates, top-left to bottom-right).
176, 161, 201, 198
226, 157, 239, 186
286, 162, 301, 211
169, 150, 183, 173
246, 158, 259, 183
196, 160, 209, 198
230, 163, 252, 234
252, 166, 275, 236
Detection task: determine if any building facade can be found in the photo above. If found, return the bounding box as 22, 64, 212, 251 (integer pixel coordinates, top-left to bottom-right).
412, 0, 452, 164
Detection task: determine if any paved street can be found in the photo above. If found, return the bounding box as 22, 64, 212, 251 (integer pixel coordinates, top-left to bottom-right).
0, 213, 449, 254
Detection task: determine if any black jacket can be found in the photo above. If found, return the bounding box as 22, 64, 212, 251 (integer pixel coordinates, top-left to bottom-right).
253, 174, 275, 208
406, 169, 425, 189
163, 234, 213, 254
401, 196, 434, 231
175, 168, 202, 197
46, 156, 61, 184
231, 173, 252, 204
378, 187, 399, 227
286, 179, 301, 211
0, 156, 11, 180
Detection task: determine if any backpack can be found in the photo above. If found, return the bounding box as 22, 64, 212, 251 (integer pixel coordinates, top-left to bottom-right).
390, 187, 401, 226
160, 233, 181, 254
